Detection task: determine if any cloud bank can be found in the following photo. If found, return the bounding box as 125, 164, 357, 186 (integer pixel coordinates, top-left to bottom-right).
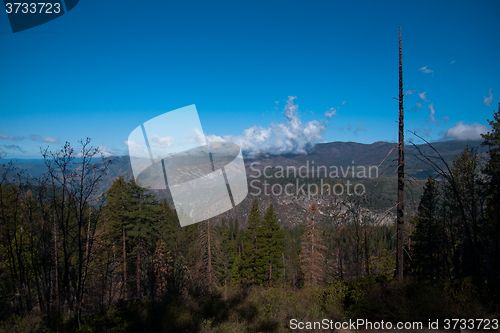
445, 121, 489, 140
206, 96, 328, 157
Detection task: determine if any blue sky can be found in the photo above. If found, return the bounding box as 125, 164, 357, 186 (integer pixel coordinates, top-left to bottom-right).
1, 0, 499, 158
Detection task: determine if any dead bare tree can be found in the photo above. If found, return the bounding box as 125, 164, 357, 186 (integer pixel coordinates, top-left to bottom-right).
300, 202, 326, 286
395, 27, 405, 281
193, 219, 224, 293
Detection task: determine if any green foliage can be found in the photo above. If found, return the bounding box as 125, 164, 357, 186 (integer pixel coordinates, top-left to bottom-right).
481, 103, 500, 280
235, 199, 262, 283
411, 176, 449, 281
3, 111, 500, 329
104, 176, 158, 245
2, 279, 497, 332
103, 176, 160, 299
254, 204, 285, 286
234, 201, 286, 287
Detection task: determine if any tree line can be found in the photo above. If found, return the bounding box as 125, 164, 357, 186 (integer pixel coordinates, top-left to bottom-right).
0, 105, 498, 326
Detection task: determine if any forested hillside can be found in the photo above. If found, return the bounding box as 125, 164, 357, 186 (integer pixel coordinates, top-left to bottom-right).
0, 107, 499, 332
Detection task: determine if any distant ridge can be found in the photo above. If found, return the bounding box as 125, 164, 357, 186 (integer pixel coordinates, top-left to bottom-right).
2, 139, 488, 186
244, 139, 488, 178
2, 139, 489, 227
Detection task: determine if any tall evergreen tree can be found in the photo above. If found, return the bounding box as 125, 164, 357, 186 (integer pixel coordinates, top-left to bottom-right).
255, 204, 285, 286
104, 176, 132, 299
234, 199, 262, 283
104, 177, 126, 294
126, 179, 158, 299
104, 177, 158, 299
481, 103, 500, 280
220, 218, 238, 283
411, 176, 449, 281
450, 146, 484, 278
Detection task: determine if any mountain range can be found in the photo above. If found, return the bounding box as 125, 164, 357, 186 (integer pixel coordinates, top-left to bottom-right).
2, 139, 489, 227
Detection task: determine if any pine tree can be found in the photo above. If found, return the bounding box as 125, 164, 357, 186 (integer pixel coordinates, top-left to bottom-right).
254, 204, 285, 286
235, 199, 262, 283
450, 146, 484, 278
126, 179, 158, 299
104, 177, 158, 299
156, 199, 182, 294
152, 237, 173, 299
481, 103, 500, 279
411, 176, 448, 281
104, 176, 131, 299
220, 217, 237, 283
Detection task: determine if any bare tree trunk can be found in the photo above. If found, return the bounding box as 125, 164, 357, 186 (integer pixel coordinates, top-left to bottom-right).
110, 242, 116, 307
54, 214, 59, 311
338, 247, 343, 280
364, 230, 370, 276
123, 227, 127, 300
396, 27, 405, 282
207, 219, 212, 294
80, 206, 92, 310
137, 239, 141, 299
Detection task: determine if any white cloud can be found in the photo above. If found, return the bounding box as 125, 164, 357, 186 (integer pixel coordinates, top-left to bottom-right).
325, 107, 336, 119
149, 134, 175, 148
418, 66, 433, 74
445, 121, 489, 140
418, 92, 427, 101
342, 101, 347, 105
0, 133, 24, 141
124, 139, 148, 157
191, 127, 207, 146
406, 89, 417, 95
449, 60, 455, 65
420, 103, 440, 136
483, 88, 493, 106
428, 103, 439, 125
42, 137, 60, 144
98, 145, 116, 157
206, 96, 327, 156
443, 116, 449, 124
